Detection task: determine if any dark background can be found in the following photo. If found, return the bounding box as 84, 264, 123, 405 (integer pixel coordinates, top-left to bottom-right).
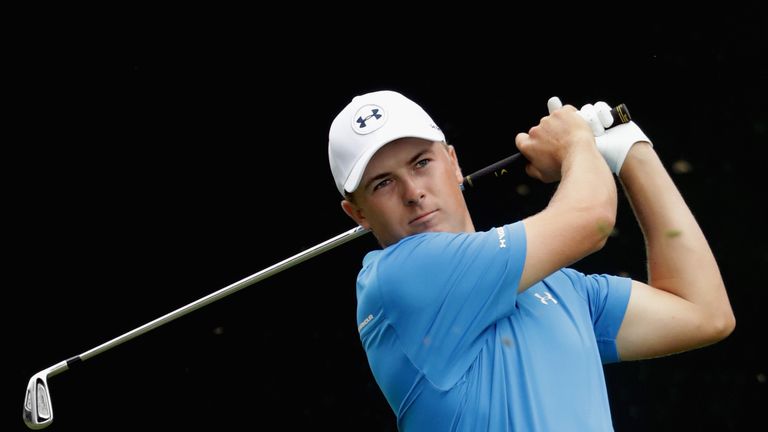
11, 8, 767, 431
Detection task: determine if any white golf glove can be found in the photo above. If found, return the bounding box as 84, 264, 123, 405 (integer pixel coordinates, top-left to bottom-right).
547, 96, 652, 175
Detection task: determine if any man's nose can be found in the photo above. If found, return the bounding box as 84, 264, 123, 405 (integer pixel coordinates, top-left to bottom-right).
402, 177, 425, 206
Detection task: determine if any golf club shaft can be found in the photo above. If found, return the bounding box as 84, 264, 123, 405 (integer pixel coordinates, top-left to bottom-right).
65, 144, 520, 365
47, 145, 529, 372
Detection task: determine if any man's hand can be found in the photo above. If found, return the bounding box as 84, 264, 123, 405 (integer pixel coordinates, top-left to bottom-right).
516, 104, 596, 183
587, 101, 652, 175
548, 96, 653, 175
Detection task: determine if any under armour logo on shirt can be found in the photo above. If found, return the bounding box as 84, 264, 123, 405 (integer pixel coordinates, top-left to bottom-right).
495, 227, 506, 248
358, 314, 375, 331
534, 292, 558, 305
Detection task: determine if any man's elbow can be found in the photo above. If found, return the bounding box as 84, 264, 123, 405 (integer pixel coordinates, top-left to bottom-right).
712, 308, 736, 342
588, 209, 617, 254
703, 301, 736, 344
713, 280, 737, 341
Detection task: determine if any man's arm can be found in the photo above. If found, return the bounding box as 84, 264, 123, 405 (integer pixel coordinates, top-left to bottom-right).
615, 143, 736, 360
515, 106, 618, 291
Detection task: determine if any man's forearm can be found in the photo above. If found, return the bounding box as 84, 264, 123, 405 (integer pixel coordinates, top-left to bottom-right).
619, 143, 735, 329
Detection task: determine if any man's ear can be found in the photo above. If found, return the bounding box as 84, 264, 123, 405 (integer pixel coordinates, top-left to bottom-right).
446, 144, 464, 184
341, 199, 369, 229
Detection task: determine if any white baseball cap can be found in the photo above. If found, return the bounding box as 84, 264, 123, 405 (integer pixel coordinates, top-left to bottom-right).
328, 90, 445, 196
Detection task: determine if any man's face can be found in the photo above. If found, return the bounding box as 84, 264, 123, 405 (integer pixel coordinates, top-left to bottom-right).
342, 138, 474, 247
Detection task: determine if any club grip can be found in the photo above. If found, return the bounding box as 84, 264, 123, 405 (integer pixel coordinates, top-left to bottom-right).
461, 103, 631, 190
611, 103, 631, 126
461, 153, 523, 189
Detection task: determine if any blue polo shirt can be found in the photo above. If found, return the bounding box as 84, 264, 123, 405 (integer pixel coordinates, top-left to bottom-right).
355, 221, 631, 431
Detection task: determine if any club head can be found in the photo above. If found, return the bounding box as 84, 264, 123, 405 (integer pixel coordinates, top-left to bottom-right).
23, 361, 68, 430
23, 371, 53, 430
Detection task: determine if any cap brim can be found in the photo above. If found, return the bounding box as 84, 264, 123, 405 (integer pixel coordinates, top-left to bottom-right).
342, 131, 445, 194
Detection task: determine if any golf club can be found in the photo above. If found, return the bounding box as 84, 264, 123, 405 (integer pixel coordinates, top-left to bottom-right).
23, 101, 631, 429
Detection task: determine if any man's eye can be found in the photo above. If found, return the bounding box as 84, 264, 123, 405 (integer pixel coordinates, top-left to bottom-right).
373, 178, 391, 191
416, 159, 430, 168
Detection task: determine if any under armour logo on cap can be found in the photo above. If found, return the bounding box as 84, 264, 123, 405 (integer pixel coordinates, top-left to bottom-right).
356, 108, 382, 128
353, 105, 387, 134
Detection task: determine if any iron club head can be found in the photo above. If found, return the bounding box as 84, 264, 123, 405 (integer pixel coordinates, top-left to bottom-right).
23, 361, 69, 430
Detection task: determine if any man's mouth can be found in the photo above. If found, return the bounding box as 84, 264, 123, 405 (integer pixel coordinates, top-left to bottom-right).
409, 210, 437, 225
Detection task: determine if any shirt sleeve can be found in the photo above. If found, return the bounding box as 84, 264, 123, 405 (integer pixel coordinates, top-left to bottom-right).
564, 269, 632, 363
376, 222, 526, 386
